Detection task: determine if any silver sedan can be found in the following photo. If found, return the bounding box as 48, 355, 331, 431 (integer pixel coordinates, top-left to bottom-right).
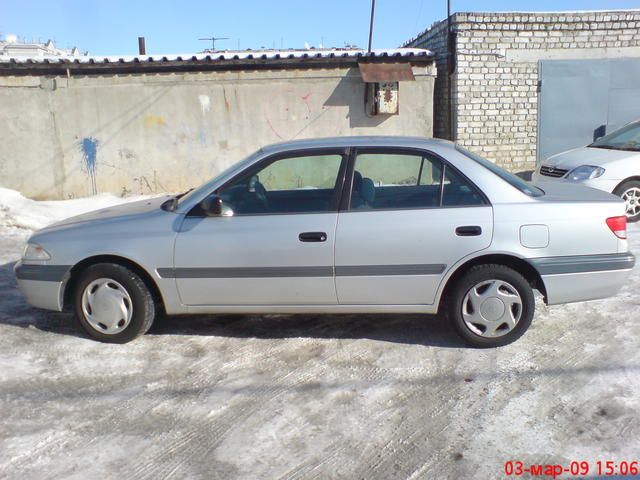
15, 137, 635, 347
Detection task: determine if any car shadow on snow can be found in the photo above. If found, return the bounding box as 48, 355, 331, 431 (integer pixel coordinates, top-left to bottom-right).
149, 312, 465, 348
0, 261, 464, 348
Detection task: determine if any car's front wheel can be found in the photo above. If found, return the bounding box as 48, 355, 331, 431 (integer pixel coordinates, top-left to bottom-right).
613, 180, 640, 222
447, 264, 535, 347
73, 263, 155, 343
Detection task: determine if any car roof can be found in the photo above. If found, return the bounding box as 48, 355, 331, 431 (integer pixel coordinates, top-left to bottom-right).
260, 136, 456, 154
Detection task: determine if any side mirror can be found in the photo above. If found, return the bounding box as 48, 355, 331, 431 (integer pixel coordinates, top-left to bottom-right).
593, 124, 606, 141
200, 194, 233, 217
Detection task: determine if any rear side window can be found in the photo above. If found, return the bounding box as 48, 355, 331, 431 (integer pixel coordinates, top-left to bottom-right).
443, 167, 485, 206
349, 151, 485, 210
350, 153, 443, 210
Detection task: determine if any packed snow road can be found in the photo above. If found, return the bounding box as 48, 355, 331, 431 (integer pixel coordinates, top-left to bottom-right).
1, 188, 639, 479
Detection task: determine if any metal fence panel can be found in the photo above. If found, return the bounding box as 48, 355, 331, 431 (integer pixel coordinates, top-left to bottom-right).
537, 58, 640, 163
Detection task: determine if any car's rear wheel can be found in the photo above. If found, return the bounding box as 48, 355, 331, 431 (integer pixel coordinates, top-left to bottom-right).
613, 180, 640, 222
447, 264, 535, 347
73, 263, 155, 343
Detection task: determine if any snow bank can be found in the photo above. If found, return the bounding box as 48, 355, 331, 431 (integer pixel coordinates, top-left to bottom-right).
0, 187, 152, 232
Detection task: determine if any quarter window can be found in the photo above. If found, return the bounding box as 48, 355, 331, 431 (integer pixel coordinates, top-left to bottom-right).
217, 153, 343, 215
442, 167, 486, 206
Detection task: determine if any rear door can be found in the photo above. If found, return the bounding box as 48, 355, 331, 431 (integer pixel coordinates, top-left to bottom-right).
334, 148, 493, 305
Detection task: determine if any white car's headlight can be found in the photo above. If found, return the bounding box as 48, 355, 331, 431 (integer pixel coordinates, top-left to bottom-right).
566, 165, 606, 181
23, 243, 51, 261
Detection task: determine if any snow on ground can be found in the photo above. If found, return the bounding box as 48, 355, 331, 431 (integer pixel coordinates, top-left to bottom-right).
1, 189, 640, 479
0, 188, 151, 263
0, 187, 149, 232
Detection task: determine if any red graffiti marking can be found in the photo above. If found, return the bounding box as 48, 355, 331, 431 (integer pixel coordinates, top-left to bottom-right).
265, 116, 284, 140
301, 92, 313, 117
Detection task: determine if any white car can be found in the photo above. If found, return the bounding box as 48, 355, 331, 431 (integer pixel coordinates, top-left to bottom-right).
532, 120, 640, 222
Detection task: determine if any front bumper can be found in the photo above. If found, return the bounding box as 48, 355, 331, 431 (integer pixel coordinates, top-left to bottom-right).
530, 253, 635, 305
14, 261, 70, 311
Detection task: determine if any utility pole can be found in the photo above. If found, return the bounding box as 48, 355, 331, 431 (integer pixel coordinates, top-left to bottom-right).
198, 36, 229, 51
367, 0, 376, 53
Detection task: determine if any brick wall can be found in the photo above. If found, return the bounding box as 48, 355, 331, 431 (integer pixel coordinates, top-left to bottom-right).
406, 19, 451, 140
407, 10, 640, 172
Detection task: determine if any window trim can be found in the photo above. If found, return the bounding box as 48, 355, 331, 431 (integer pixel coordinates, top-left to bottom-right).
341, 147, 490, 213
187, 147, 349, 217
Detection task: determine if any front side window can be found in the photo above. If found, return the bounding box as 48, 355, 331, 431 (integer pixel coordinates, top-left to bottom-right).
349, 152, 443, 210
217, 153, 343, 215
590, 121, 640, 152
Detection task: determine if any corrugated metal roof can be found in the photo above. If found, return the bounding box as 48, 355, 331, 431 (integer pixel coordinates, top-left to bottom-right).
0, 47, 433, 65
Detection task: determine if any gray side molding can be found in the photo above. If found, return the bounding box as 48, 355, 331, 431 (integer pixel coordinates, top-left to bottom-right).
529, 253, 635, 275
14, 264, 71, 282
157, 264, 448, 279
158, 266, 334, 278
335, 264, 446, 276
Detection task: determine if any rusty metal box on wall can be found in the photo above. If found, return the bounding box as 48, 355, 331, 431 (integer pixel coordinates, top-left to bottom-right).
372, 81, 399, 114
359, 63, 414, 116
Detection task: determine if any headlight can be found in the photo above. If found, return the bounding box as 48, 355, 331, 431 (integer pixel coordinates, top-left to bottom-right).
23, 243, 51, 260
566, 165, 605, 181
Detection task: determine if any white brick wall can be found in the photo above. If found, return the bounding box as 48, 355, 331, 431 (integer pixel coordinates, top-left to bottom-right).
406, 10, 640, 171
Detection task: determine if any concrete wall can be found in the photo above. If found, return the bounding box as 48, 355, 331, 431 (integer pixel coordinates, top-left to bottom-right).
0, 65, 435, 199
407, 10, 640, 172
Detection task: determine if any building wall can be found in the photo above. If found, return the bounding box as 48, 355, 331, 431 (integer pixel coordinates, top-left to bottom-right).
408, 10, 640, 172
0, 65, 435, 199
405, 21, 451, 140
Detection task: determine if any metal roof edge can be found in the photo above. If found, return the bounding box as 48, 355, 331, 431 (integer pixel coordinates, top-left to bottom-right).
0, 48, 434, 76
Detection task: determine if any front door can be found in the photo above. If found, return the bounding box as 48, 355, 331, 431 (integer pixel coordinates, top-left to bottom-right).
173, 150, 347, 306
334, 149, 493, 305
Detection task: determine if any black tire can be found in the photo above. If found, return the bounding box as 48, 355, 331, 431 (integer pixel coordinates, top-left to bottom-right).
613, 180, 640, 223
446, 264, 535, 348
73, 263, 155, 343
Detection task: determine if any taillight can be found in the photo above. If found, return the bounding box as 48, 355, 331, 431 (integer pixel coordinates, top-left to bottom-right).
606, 216, 627, 239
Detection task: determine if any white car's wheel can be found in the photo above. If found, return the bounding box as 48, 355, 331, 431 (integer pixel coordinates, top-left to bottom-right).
74, 263, 155, 343
447, 264, 535, 348
614, 180, 640, 223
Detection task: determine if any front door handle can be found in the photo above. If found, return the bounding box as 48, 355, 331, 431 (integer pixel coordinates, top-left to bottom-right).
456, 226, 482, 237
299, 231, 327, 242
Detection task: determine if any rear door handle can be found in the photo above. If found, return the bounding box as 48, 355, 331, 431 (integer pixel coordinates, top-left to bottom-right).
456, 226, 482, 237
299, 231, 327, 242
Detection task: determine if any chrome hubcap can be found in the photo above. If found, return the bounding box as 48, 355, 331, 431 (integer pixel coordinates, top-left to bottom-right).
462, 279, 522, 338
622, 187, 640, 218
81, 278, 133, 334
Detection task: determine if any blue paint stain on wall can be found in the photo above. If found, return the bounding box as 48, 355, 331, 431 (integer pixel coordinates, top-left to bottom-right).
79, 137, 99, 194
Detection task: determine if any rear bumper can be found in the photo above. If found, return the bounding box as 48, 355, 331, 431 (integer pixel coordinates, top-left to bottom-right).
14, 261, 69, 311
530, 253, 635, 305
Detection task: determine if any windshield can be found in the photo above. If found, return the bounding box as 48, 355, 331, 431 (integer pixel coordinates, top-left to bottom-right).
590, 121, 640, 151
455, 145, 544, 197
174, 150, 262, 208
